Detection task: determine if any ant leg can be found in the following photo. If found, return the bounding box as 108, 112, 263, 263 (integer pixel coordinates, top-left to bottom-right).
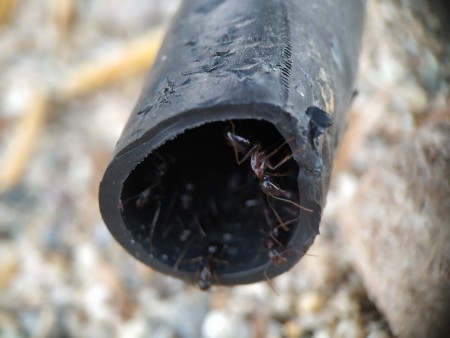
193, 213, 207, 238
226, 121, 245, 164
264, 137, 295, 159
266, 153, 293, 171
268, 217, 300, 247
263, 261, 279, 295
266, 141, 307, 172
268, 194, 313, 212
232, 143, 257, 165
173, 234, 198, 270
266, 195, 290, 231
163, 216, 182, 239
122, 183, 158, 207
149, 201, 161, 250
229, 120, 236, 134
161, 191, 179, 238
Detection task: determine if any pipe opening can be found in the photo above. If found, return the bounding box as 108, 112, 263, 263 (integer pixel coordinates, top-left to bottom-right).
120, 119, 302, 285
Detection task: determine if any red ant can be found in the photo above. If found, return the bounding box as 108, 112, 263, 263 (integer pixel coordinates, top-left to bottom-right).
226, 121, 313, 213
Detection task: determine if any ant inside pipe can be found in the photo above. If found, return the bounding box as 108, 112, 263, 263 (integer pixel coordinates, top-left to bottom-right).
120, 152, 169, 210
193, 243, 228, 290
261, 208, 299, 263
175, 242, 228, 291
226, 121, 313, 213
262, 238, 315, 294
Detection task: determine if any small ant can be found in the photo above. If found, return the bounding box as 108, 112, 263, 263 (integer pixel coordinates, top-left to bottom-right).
226, 121, 313, 213
263, 214, 299, 263
121, 183, 159, 210
120, 152, 169, 210
189, 243, 228, 290
267, 241, 287, 265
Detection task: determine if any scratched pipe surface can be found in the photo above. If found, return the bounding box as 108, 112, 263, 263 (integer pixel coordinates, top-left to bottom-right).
99, 0, 365, 288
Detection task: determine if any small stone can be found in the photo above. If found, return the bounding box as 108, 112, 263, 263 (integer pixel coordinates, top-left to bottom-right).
282, 320, 303, 338
266, 321, 283, 338
367, 329, 392, 338
201, 310, 251, 338
0, 245, 19, 289
118, 317, 147, 338
0, 313, 20, 338
334, 319, 365, 338
296, 292, 326, 314
271, 293, 293, 319
329, 289, 359, 316
313, 328, 332, 338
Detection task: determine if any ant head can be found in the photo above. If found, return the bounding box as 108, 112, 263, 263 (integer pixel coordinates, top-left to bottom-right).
269, 249, 288, 265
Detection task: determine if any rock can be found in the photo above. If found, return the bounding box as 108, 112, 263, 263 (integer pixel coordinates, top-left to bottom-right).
296, 291, 326, 314
201, 310, 251, 338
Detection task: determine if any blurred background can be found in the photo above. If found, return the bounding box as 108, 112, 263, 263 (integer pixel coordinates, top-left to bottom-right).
0, 0, 448, 337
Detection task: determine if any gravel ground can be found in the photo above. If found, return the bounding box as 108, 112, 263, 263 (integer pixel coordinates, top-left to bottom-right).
0, 1, 448, 337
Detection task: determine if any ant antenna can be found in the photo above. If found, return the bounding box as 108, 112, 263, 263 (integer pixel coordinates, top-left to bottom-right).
266, 194, 290, 231
263, 262, 279, 295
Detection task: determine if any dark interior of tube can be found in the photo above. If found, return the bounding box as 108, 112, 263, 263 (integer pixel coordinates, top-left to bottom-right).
120, 120, 300, 282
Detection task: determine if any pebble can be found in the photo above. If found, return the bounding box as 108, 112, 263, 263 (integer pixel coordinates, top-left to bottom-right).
367, 329, 392, 338
0, 314, 20, 338
334, 319, 365, 338
296, 291, 326, 314
282, 320, 303, 338
313, 328, 332, 338
0, 244, 19, 289
201, 310, 251, 338
118, 317, 148, 338
271, 292, 293, 319
329, 288, 360, 316
267, 321, 283, 338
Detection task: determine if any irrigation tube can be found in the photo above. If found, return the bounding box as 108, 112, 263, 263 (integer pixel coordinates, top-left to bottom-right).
99, 0, 365, 289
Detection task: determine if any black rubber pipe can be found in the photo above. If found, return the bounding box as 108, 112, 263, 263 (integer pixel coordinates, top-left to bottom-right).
99, 0, 365, 289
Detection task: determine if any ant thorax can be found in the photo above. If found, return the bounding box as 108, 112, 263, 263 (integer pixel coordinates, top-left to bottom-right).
250, 148, 266, 180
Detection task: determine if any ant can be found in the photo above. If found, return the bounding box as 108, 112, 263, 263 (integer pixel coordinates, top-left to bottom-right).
226, 121, 313, 213
262, 237, 310, 293
262, 209, 299, 264
183, 243, 228, 290
171, 220, 227, 291
226, 121, 293, 182
120, 152, 169, 210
